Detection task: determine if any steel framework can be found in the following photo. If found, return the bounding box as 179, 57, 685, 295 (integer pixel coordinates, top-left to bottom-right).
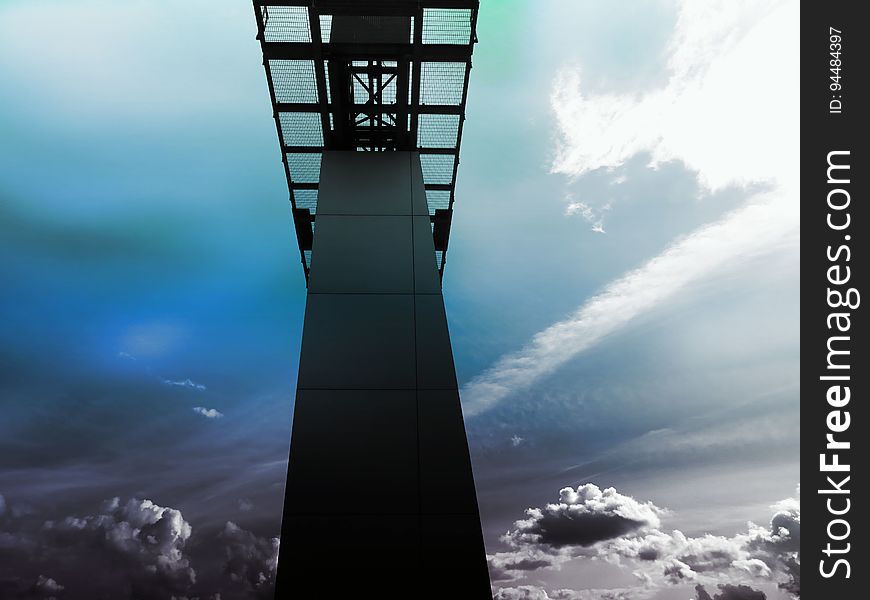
253, 0, 478, 280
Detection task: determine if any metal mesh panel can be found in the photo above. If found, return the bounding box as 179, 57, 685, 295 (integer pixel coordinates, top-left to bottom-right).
435, 250, 445, 270
319, 14, 333, 42
286, 153, 322, 183
262, 6, 311, 43
323, 61, 332, 103
421, 62, 465, 105
279, 113, 324, 146
292, 189, 318, 213
303, 250, 312, 270
270, 60, 318, 103
425, 189, 451, 214
420, 154, 455, 184
422, 8, 472, 45
418, 114, 460, 148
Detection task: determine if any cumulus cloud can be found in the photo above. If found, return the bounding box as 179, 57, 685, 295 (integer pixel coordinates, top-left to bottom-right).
41, 497, 196, 596
695, 583, 766, 600
1, 494, 196, 598
163, 378, 207, 391
193, 407, 223, 419
494, 586, 553, 600
462, 0, 798, 417
504, 484, 663, 549
488, 547, 571, 582
1, 493, 287, 599
32, 575, 64, 598
219, 521, 279, 599
494, 585, 640, 600
490, 484, 799, 597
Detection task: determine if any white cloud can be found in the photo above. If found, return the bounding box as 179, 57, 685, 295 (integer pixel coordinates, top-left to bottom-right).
463, 0, 798, 417
163, 378, 207, 392
491, 483, 800, 597
551, 0, 797, 191
193, 407, 223, 419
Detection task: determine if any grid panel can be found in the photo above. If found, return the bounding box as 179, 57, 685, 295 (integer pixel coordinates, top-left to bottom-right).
279, 113, 324, 146
420, 154, 456, 185
319, 14, 333, 42
262, 6, 311, 43
425, 189, 451, 214
292, 189, 319, 213
270, 60, 318, 103
418, 114, 460, 148
323, 61, 331, 103
421, 62, 465, 105
286, 153, 322, 183
421, 9, 472, 44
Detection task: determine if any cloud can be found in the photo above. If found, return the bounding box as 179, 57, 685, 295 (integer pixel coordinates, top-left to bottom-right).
42, 498, 196, 597
494, 585, 641, 600
564, 198, 607, 233
32, 576, 64, 597
494, 586, 553, 600
550, 0, 797, 191
598, 495, 798, 594
0, 575, 65, 600
163, 378, 207, 392
490, 484, 799, 597
462, 189, 795, 417
511, 435, 525, 447
462, 0, 798, 417
503, 484, 663, 549
695, 583, 766, 600
218, 521, 279, 599
1, 494, 285, 598
488, 548, 570, 582
193, 407, 223, 419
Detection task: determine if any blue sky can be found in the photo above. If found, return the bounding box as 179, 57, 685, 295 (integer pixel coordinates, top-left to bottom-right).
0, 1, 799, 599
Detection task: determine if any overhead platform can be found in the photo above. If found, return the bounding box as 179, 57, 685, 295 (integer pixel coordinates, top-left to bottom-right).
253, 0, 478, 279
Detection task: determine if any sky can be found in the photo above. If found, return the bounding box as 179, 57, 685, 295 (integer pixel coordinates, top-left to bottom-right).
0, 1, 799, 599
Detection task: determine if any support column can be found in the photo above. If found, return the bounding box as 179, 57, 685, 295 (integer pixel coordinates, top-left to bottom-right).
275, 151, 491, 598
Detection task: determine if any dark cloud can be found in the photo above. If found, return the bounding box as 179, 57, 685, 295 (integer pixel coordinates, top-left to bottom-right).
503, 484, 662, 549
492, 585, 638, 600
39, 496, 196, 597
0, 574, 65, 600
488, 548, 569, 582
0, 493, 283, 599
218, 521, 279, 599
695, 583, 766, 600
489, 484, 800, 598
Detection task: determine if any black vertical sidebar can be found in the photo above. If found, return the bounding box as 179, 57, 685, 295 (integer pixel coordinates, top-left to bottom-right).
802, 2, 866, 598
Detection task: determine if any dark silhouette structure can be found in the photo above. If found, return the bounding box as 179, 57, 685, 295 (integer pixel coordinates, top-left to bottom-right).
252, 2, 489, 596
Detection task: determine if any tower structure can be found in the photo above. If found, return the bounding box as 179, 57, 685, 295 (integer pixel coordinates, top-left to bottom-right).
252, 2, 489, 596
